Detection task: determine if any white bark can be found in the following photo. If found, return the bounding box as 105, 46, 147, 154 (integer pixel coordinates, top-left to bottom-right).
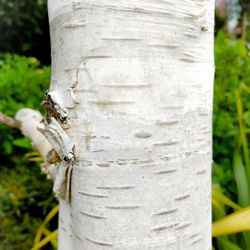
47, 0, 214, 249
15, 108, 52, 159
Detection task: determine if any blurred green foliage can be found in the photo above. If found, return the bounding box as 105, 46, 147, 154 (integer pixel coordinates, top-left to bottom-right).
213, 32, 250, 249
0, 0, 50, 64
213, 32, 250, 194
0, 54, 50, 155
0, 54, 50, 116
0, 54, 57, 250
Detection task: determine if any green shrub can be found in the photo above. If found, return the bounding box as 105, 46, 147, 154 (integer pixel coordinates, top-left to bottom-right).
0, 54, 50, 155
213, 32, 250, 249
213, 32, 250, 194
0, 54, 57, 250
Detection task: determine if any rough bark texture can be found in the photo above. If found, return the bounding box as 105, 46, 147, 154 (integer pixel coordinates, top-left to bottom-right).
47, 0, 214, 249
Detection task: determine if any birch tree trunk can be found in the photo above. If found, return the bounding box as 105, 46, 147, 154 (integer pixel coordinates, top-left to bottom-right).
46, 0, 214, 249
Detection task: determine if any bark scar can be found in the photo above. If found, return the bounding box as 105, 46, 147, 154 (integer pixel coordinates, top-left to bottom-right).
41, 90, 70, 129
39, 91, 75, 202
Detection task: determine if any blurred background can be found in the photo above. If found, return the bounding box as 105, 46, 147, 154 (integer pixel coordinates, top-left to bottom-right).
0, 0, 250, 249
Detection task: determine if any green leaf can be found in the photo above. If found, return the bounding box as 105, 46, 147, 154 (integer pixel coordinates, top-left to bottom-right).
33, 205, 59, 247
31, 229, 58, 250
236, 91, 250, 195
212, 187, 241, 210
217, 237, 243, 250
243, 111, 250, 127
233, 150, 250, 207
12, 138, 31, 148
213, 206, 250, 237
3, 140, 12, 154
212, 198, 226, 221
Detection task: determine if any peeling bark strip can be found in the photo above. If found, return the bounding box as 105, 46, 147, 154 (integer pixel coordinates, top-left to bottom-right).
38, 118, 75, 201
39, 90, 76, 201
37, 117, 74, 161
50, 0, 214, 249
41, 91, 70, 128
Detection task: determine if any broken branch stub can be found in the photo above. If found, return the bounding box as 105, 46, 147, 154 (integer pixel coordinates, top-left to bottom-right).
37, 117, 74, 161
39, 91, 75, 202
41, 91, 70, 129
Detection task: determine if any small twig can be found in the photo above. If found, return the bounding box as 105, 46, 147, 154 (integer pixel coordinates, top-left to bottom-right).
0, 112, 20, 129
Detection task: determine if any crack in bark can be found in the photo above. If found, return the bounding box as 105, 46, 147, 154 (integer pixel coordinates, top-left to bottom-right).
84, 237, 113, 247
154, 208, 178, 216
175, 194, 190, 201
96, 186, 135, 190
80, 211, 107, 220
105, 205, 141, 210
78, 191, 109, 198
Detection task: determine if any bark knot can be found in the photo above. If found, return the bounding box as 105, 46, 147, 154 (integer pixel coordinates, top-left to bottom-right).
41, 90, 70, 129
